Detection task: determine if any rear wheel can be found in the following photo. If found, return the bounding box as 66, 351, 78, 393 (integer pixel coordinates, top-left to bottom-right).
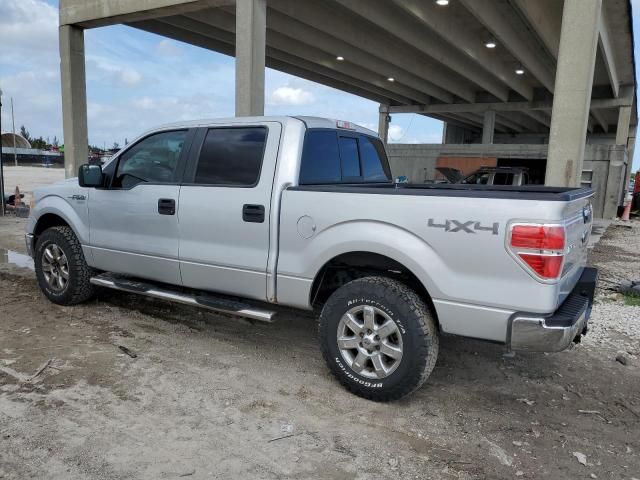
319, 276, 439, 401
35, 226, 96, 305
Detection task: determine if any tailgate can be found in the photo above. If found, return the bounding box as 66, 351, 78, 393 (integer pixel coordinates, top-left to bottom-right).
558, 196, 594, 304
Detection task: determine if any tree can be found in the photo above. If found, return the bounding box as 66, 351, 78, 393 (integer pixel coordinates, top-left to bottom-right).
124, 138, 128, 146
52, 136, 59, 148
112, 142, 120, 150
31, 136, 48, 150
19, 125, 31, 142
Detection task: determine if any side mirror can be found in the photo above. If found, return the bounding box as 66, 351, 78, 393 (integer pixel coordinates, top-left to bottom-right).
78, 164, 103, 188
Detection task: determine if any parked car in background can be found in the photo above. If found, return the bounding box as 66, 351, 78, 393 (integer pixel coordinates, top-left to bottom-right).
25, 116, 596, 401
437, 166, 531, 186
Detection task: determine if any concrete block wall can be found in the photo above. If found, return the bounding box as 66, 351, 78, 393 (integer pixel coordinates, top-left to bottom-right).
386, 143, 628, 219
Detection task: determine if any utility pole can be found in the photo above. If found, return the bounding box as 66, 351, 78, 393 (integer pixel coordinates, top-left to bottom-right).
11, 97, 17, 167
0, 88, 5, 216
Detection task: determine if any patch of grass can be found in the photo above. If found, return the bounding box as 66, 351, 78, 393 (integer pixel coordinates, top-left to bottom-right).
623, 292, 640, 306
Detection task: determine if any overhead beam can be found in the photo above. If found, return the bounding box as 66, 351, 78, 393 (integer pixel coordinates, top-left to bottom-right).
598, 10, 620, 98
131, 19, 395, 105
591, 110, 609, 132
266, 9, 453, 104
459, 0, 556, 93
510, 0, 561, 59
175, 12, 433, 104
60, 0, 233, 28
387, 95, 633, 115
391, 0, 533, 100
267, 0, 470, 102
333, 0, 512, 101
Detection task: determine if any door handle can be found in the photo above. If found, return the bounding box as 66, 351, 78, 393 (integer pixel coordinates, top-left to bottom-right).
242, 204, 265, 223
158, 198, 176, 215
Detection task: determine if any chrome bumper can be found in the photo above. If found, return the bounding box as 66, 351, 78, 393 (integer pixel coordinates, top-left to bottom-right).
510, 309, 588, 352
508, 267, 597, 353
25, 233, 34, 257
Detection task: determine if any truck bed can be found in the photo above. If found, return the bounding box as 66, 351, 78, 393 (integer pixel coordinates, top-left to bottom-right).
289, 183, 594, 202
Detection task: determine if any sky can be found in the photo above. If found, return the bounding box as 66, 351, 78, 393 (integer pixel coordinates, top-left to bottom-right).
0, 0, 638, 169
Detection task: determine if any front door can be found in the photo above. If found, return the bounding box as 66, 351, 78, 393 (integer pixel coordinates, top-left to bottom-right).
178, 123, 281, 300
87, 129, 192, 285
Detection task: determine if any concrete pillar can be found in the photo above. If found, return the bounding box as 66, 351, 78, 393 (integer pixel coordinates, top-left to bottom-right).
59, 25, 88, 179
482, 110, 496, 144
545, 0, 601, 187
235, 0, 266, 117
378, 104, 390, 144
615, 106, 632, 145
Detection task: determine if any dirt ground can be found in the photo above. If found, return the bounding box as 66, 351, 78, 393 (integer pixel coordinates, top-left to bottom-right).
3, 166, 65, 204
0, 215, 638, 480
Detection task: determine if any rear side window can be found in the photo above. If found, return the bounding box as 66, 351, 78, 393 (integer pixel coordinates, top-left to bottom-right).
299, 130, 341, 184
360, 136, 391, 181
194, 127, 267, 186
299, 129, 392, 184
339, 137, 361, 178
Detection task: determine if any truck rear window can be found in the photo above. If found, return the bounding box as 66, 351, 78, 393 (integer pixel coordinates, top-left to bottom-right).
299, 129, 392, 185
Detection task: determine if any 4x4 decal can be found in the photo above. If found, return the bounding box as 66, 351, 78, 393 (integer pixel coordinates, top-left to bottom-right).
428, 219, 499, 235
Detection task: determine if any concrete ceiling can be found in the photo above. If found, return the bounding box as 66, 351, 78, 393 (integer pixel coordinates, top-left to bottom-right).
61, 0, 637, 135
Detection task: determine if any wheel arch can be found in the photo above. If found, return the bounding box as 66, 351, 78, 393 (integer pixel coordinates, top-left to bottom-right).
309, 250, 438, 324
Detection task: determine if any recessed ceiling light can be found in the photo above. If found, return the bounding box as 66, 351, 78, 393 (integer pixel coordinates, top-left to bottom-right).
436, 0, 449, 5
485, 40, 497, 49
387, 77, 395, 82
515, 68, 525, 75
336, 56, 344, 61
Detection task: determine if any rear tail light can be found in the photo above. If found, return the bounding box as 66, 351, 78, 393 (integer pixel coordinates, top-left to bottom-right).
508, 223, 566, 280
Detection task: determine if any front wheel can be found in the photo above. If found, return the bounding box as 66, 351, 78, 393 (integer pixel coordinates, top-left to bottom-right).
319, 276, 439, 401
34, 226, 96, 305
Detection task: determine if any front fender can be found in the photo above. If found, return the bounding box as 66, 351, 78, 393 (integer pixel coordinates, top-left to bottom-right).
28, 194, 89, 244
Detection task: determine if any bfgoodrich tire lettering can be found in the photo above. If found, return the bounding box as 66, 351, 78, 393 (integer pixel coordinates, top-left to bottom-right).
35, 226, 96, 305
319, 276, 439, 401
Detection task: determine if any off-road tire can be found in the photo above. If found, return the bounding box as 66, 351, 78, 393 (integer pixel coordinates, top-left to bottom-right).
319, 276, 439, 402
35, 226, 96, 305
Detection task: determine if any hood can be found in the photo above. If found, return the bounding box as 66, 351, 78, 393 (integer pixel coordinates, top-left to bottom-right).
435, 167, 464, 184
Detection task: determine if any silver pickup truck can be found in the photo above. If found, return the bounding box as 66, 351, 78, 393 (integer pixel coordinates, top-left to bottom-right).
26, 116, 597, 401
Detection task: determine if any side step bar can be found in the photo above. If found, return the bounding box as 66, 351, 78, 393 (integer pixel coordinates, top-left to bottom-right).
90, 273, 276, 323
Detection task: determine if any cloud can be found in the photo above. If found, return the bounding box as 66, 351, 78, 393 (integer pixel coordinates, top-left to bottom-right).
268, 86, 315, 106
156, 39, 183, 57
87, 58, 143, 87
0, 0, 58, 67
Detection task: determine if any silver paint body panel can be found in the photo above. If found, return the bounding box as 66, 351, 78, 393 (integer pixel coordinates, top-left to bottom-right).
27, 116, 592, 345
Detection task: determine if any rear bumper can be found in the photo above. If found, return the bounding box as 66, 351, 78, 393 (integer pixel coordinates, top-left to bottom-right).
508, 267, 598, 352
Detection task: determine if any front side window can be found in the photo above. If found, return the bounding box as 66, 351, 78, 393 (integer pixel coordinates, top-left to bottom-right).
114, 130, 187, 188
194, 127, 267, 186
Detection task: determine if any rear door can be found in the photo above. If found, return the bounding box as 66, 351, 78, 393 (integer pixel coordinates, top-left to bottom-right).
177, 122, 282, 300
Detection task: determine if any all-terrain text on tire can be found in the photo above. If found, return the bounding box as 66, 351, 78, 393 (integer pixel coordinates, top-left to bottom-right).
34, 226, 96, 305
319, 276, 439, 402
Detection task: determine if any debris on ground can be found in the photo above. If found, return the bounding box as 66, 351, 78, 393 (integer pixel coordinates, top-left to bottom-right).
117, 345, 138, 358
573, 452, 588, 466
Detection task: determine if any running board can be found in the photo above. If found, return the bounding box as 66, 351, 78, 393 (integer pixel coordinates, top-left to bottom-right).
90, 273, 276, 323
